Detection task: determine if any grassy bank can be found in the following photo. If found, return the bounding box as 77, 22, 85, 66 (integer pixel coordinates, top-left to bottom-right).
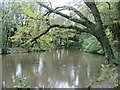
88, 64, 119, 88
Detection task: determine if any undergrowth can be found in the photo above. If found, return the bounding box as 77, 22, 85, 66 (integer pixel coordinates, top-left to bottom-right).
88, 64, 119, 88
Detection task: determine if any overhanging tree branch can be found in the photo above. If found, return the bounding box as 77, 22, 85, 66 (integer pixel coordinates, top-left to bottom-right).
22, 24, 91, 46
36, 2, 95, 29
16, 1, 114, 62
55, 6, 95, 26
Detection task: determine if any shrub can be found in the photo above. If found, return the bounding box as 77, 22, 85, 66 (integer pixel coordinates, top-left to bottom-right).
82, 36, 104, 54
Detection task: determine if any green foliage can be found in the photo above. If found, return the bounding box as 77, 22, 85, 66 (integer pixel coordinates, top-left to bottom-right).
97, 64, 115, 81
2, 1, 119, 58
88, 64, 118, 88
82, 36, 104, 54
35, 34, 53, 51
50, 28, 79, 48
113, 52, 119, 65
97, 2, 118, 25
105, 28, 113, 45
112, 72, 119, 88
97, 64, 119, 88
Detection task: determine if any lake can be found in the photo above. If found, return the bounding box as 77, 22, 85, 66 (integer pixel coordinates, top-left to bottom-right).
2, 49, 105, 88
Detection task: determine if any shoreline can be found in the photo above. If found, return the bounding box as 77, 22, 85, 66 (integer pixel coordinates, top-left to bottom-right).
88, 66, 119, 88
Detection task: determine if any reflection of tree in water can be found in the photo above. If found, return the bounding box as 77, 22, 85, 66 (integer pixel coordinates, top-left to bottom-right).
2, 55, 17, 88
2, 50, 105, 88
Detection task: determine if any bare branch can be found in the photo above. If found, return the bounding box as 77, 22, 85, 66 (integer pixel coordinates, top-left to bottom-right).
55, 6, 95, 27
106, 2, 111, 10
55, 6, 90, 22
36, 2, 95, 29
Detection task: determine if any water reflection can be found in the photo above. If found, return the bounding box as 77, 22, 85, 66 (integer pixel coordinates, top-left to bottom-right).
33, 57, 43, 74
2, 49, 105, 88
16, 64, 22, 76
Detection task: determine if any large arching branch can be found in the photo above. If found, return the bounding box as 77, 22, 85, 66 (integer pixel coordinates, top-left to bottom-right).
36, 2, 95, 29
22, 24, 92, 46
55, 6, 95, 26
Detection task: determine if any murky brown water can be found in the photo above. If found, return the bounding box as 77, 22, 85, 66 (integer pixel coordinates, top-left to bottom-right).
2, 49, 105, 88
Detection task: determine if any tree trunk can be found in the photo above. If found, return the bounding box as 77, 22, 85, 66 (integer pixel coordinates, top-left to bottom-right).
95, 31, 114, 63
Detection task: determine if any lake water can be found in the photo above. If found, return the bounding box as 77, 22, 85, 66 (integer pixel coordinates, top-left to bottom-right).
2, 49, 105, 88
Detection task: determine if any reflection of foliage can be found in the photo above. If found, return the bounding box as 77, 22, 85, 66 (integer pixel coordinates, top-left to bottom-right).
14, 76, 30, 88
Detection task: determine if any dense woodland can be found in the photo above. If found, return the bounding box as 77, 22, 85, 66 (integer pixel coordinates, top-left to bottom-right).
0, 0, 120, 88
0, 1, 120, 64
1, 0, 120, 63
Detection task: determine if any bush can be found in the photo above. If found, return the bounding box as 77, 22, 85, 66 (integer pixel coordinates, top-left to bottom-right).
97, 64, 115, 81
82, 36, 104, 54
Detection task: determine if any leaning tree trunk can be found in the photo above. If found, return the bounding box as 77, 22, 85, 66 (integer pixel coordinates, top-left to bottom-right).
95, 31, 114, 63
